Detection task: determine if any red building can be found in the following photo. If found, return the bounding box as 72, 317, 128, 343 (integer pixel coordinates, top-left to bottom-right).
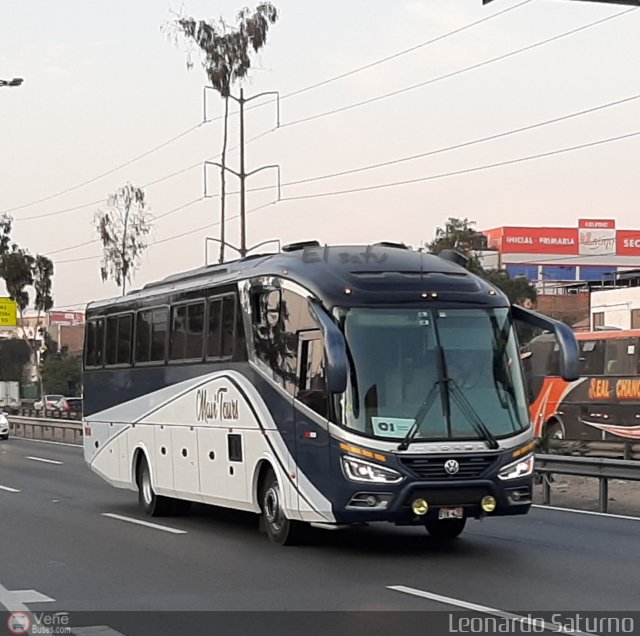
482, 219, 640, 284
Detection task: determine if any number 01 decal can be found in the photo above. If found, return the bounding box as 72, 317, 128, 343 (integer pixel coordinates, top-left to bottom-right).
371, 417, 415, 438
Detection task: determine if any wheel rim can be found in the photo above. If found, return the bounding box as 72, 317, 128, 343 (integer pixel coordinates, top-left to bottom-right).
141, 467, 153, 505
264, 483, 284, 532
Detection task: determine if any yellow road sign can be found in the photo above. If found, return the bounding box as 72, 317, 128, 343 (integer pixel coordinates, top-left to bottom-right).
0, 297, 18, 327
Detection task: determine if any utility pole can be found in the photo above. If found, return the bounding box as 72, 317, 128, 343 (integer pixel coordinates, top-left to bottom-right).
203, 87, 282, 260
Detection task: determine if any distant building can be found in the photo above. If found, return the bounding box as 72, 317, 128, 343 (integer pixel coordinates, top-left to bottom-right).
590, 286, 640, 331
481, 218, 640, 286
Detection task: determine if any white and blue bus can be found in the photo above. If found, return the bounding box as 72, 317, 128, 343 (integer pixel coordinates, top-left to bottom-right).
83, 242, 579, 544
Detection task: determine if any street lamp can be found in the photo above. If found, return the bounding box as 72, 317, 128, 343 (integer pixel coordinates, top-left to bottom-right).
0, 78, 24, 87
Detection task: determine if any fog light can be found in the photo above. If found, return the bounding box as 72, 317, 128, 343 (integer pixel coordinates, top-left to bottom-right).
412, 498, 429, 516
481, 496, 496, 513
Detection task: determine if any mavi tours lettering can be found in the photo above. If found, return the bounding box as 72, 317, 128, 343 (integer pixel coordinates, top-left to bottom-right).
196, 387, 239, 423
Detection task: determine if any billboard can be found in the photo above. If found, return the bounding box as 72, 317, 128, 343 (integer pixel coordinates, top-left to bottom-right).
484, 220, 640, 259
0, 298, 18, 327
48, 311, 84, 325
495, 227, 578, 254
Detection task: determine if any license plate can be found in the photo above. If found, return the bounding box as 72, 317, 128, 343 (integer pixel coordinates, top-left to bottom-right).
438, 507, 464, 520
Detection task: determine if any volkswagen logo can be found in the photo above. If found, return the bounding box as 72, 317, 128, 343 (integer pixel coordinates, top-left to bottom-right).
444, 459, 460, 475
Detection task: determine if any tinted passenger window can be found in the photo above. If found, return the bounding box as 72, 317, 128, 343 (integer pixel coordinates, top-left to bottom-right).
136, 311, 152, 363
207, 295, 236, 359
207, 299, 222, 358
221, 296, 235, 357
136, 309, 167, 363
105, 314, 133, 366
85, 319, 105, 367
117, 314, 133, 364
604, 338, 636, 376
106, 316, 118, 366
170, 302, 205, 360
150, 308, 168, 362
580, 339, 605, 375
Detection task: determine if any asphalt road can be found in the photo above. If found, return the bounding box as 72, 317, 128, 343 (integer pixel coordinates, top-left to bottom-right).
1, 437, 640, 634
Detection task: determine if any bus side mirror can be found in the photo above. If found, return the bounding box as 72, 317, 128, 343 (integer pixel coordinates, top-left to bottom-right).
511, 305, 580, 382
307, 300, 348, 394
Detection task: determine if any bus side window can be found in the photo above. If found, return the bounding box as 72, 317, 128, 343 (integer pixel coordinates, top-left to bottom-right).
106, 317, 118, 366
117, 314, 133, 365
580, 339, 605, 376
85, 319, 105, 368
604, 338, 635, 376
136, 311, 152, 363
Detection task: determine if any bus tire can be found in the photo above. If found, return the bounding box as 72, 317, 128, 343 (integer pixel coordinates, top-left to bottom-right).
137, 457, 173, 517
425, 518, 466, 539
260, 467, 304, 546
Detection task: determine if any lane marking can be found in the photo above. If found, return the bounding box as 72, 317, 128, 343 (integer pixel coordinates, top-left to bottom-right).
25, 456, 64, 465
388, 586, 595, 636
0, 485, 20, 493
533, 504, 640, 522
73, 627, 127, 636
102, 513, 187, 534
0, 582, 55, 612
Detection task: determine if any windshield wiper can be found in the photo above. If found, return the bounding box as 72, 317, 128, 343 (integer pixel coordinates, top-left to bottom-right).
397, 381, 440, 450
446, 378, 500, 449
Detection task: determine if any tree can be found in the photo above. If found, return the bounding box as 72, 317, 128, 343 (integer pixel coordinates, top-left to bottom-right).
41, 353, 82, 396
95, 183, 153, 295
0, 218, 55, 396
168, 3, 279, 263
428, 217, 537, 305
427, 217, 488, 273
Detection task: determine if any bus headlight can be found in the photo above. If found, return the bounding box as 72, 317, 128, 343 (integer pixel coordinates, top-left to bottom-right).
341, 455, 404, 484
498, 454, 535, 481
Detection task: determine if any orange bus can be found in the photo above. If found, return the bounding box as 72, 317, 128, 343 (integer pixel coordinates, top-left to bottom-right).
525, 329, 640, 455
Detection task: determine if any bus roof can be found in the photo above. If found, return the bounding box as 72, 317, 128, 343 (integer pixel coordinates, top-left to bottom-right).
86, 243, 509, 312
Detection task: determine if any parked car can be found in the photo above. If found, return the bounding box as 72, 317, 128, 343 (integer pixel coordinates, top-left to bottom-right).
0, 412, 9, 440
66, 397, 82, 416
34, 394, 66, 411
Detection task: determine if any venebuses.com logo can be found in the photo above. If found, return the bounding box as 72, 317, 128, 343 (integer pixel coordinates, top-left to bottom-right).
7, 612, 30, 635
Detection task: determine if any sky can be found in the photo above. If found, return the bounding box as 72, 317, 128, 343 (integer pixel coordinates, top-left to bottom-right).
1, 0, 640, 309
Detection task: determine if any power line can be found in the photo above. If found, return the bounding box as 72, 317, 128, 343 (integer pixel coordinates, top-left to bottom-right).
54, 200, 276, 265
275, 0, 535, 101
44, 92, 640, 259
5, 1, 530, 215
280, 7, 637, 130
49, 197, 206, 257
32, 86, 640, 230
278, 129, 640, 202
279, 92, 640, 188
15, 129, 274, 224
4, 123, 203, 215
53, 129, 640, 265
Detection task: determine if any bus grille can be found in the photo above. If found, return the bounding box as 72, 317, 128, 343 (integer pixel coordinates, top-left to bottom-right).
400, 454, 498, 480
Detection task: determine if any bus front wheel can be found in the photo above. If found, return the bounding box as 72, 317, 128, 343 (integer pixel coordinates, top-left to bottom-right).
260, 468, 304, 546
137, 457, 174, 517
425, 518, 466, 539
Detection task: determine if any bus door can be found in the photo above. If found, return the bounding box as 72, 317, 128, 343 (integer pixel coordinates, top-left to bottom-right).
293, 329, 332, 518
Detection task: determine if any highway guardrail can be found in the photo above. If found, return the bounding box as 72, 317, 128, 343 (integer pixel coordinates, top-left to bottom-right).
535, 453, 640, 513
8, 415, 83, 445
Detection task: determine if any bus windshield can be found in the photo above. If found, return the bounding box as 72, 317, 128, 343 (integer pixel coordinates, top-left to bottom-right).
337, 307, 530, 442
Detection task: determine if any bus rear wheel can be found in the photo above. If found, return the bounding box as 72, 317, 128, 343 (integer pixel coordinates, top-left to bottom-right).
425, 518, 466, 539
260, 468, 304, 546
137, 457, 174, 517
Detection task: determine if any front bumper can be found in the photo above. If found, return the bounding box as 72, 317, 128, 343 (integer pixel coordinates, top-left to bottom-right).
333, 476, 533, 525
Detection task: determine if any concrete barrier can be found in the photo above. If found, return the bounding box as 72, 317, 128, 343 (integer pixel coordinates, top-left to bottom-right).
8, 415, 83, 445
